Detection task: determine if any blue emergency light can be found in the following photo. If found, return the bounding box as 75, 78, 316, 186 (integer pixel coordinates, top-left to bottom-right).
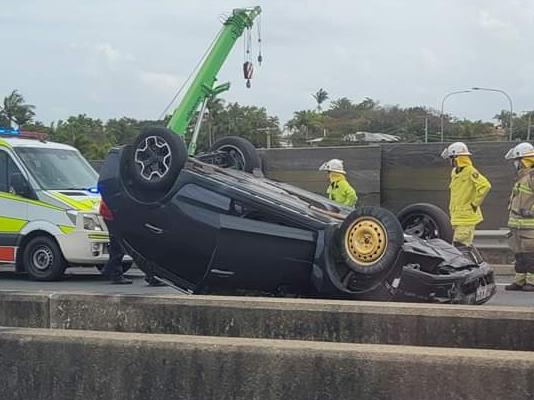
87, 187, 100, 194
0, 127, 20, 136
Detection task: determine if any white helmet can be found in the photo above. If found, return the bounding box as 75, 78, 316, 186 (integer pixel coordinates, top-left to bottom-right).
440, 142, 471, 159
505, 142, 534, 160
319, 159, 346, 174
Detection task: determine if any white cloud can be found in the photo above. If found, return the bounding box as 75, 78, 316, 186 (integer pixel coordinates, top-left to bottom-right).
1, 0, 533, 124
478, 10, 520, 39
137, 71, 180, 93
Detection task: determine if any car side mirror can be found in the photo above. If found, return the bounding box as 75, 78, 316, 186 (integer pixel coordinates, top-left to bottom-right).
10, 172, 31, 198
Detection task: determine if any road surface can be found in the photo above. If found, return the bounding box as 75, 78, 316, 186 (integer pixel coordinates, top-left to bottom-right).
0, 267, 532, 307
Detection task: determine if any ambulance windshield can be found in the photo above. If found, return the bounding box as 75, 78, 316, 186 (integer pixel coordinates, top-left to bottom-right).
15, 147, 98, 191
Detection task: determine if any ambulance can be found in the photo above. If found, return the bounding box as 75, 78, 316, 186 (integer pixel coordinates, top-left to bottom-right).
0, 128, 120, 280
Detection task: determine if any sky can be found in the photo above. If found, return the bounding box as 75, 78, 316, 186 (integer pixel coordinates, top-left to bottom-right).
1, 0, 533, 126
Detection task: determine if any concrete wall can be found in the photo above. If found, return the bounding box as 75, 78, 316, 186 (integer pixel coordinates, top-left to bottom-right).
2, 327, 534, 400
3, 292, 534, 399
379, 142, 515, 229
3, 292, 534, 351
260, 145, 382, 206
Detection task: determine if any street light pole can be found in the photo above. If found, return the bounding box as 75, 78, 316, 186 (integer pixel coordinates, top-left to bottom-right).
440, 90, 472, 142
529, 112, 532, 141
472, 87, 514, 141
425, 115, 428, 143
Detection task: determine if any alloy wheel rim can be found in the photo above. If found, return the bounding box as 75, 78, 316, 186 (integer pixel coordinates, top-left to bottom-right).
134, 136, 172, 181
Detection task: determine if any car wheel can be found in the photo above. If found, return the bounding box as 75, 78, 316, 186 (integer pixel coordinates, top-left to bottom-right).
125, 127, 187, 192
209, 136, 261, 172
23, 236, 67, 281
338, 206, 404, 275
397, 203, 453, 243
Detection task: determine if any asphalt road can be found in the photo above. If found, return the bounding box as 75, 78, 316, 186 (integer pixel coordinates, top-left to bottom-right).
0, 267, 533, 307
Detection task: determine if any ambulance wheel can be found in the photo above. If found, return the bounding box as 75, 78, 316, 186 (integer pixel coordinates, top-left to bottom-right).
126, 127, 188, 192
209, 136, 261, 172
23, 236, 67, 281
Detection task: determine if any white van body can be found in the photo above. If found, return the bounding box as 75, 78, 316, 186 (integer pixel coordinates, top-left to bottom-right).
0, 132, 118, 280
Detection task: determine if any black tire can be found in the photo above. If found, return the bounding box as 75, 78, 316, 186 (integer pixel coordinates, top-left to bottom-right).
125, 127, 187, 192
338, 206, 404, 275
397, 203, 453, 243
209, 136, 261, 173
23, 236, 67, 281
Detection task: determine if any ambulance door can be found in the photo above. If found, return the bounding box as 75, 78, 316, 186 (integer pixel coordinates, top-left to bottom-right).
0, 149, 29, 264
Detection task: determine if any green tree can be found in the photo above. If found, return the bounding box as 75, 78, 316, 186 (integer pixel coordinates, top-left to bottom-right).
105, 117, 140, 146
312, 88, 329, 111
1, 90, 35, 127
52, 115, 107, 159
186, 100, 281, 151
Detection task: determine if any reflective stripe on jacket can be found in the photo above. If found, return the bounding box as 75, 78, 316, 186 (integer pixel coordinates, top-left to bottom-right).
508, 168, 534, 229
449, 165, 491, 226
327, 177, 357, 207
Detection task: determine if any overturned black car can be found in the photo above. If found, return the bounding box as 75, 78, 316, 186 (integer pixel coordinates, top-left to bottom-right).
99, 128, 495, 304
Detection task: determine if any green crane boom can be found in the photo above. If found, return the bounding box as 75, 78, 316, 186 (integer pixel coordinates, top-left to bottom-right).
166, 6, 261, 154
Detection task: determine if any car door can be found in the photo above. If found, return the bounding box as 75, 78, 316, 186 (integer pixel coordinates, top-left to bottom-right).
208, 198, 317, 291
0, 149, 29, 264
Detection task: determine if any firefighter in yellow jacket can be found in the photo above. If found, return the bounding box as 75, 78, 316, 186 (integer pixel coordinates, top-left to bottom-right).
441, 142, 491, 246
504, 142, 534, 291
319, 159, 358, 207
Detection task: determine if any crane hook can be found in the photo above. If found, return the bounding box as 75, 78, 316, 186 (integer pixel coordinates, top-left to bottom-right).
243, 61, 254, 88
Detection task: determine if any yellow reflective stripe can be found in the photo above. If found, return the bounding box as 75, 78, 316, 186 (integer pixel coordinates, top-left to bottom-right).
52, 192, 95, 211
58, 225, 76, 234
508, 218, 534, 228
0, 192, 64, 211
0, 139, 10, 148
0, 216, 28, 233
517, 183, 534, 195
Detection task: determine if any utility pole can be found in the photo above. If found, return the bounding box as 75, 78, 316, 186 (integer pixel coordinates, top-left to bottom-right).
425, 115, 428, 143
528, 112, 533, 141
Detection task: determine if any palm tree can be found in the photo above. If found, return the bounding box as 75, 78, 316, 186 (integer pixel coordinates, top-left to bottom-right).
1, 90, 35, 127
312, 88, 329, 111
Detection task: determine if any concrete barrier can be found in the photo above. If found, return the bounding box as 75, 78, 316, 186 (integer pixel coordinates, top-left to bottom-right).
0, 292, 48, 328
1, 327, 533, 400
2, 291, 534, 351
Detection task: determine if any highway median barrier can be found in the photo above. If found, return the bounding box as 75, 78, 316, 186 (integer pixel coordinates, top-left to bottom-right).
1, 291, 534, 351
1, 326, 534, 400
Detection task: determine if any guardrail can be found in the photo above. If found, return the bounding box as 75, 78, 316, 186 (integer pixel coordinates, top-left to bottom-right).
474, 229, 510, 249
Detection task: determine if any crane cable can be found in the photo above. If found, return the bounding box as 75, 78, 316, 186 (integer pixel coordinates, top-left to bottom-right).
257, 14, 263, 65
157, 26, 224, 120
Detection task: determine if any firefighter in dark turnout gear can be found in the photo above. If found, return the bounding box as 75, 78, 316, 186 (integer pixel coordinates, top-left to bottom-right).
505, 142, 534, 291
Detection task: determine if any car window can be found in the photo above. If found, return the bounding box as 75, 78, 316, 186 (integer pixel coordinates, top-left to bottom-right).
0, 150, 7, 192
0, 151, 29, 195
176, 184, 232, 211
15, 147, 97, 190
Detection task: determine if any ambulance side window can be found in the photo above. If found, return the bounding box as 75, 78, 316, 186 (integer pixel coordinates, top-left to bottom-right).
0, 150, 7, 192
0, 151, 31, 198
